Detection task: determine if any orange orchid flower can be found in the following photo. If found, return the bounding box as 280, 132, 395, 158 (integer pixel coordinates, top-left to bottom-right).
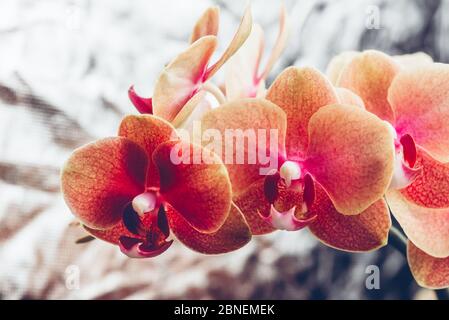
332, 50, 449, 288
61, 115, 251, 258
128, 6, 252, 126
201, 66, 395, 252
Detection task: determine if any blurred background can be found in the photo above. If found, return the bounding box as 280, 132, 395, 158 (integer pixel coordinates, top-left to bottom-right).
0, 0, 447, 299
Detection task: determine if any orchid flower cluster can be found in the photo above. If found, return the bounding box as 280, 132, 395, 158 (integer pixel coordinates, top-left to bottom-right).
61, 6, 449, 289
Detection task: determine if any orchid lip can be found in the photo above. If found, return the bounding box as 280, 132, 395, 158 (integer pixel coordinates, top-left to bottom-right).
119, 236, 173, 259
259, 205, 317, 231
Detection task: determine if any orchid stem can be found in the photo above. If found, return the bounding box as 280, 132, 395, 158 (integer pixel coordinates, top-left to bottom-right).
202, 81, 226, 105
388, 225, 449, 300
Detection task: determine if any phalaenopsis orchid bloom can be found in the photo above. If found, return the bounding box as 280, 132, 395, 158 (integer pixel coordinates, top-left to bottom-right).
129, 6, 252, 127
224, 5, 288, 100
331, 50, 449, 288
61, 115, 251, 258
201, 66, 395, 252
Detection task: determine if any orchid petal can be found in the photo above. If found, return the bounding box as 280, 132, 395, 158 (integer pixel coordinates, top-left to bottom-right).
408, 241, 449, 289
61, 137, 148, 229
234, 179, 274, 235
171, 91, 208, 128
388, 63, 449, 163
167, 203, 251, 254
325, 51, 359, 85
152, 36, 217, 122
153, 140, 232, 233
305, 104, 395, 215
335, 87, 365, 109
266, 66, 338, 158
225, 24, 264, 100
118, 115, 177, 187
309, 186, 391, 252
205, 6, 252, 80
200, 98, 287, 194
337, 50, 399, 122
393, 52, 433, 69
387, 190, 449, 258
190, 6, 220, 43
400, 147, 449, 208
128, 85, 153, 114
257, 4, 288, 82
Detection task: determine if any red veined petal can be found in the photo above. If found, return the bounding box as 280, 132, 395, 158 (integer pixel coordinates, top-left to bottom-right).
166, 203, 251, 254
128, 85, 153, 114
408, 241, 449, 289
335, 87, 365, 109
234, 179, 274, 235
152, 140, 232, 233
225, 24, 264, 100
61, 137, 148, 229
400, 147, 449, 208
266, 66, 339, 158
337, 50, 400, 122
387, 189, 449, 258
388, 63, 449, 163
325, 51, 359, 85
305, 104, 395, 215
200, 98, 287, 194
118, 115, 177, 188
152, 36, 217, 122
205, 6, 252, 80
308, 185, 391, 252
190, 6, 220, 43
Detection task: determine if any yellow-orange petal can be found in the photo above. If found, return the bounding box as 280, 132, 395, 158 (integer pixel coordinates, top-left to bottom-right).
152, 36, 217, 122
400, 147, 449, 208
152, 140, 232, 233
325, 51, 359, 85
167, 203, 251, 254
118, 115, 177, 188
266, 66, 339, 158
335, 87, 365, 109
386, 189, 449, 258
388, 63, 449, 163
337, 50, 399, 122
190, 6, 220, 43
205, 6, 252, 80
306, 104, 395, 215
200, 98, 287, 194
308, 185, 390, 252
408, 241, 449, 289
61, 137, 148, 229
